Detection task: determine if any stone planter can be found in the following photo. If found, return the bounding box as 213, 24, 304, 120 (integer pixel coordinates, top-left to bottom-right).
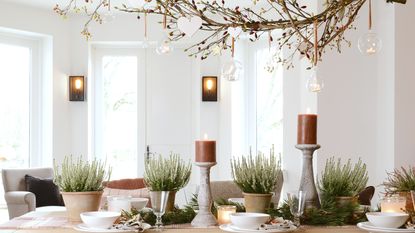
243, 193, 273, 213
398, 192, 414, 212
62, 191, 103, 221
165, 191, 177, 212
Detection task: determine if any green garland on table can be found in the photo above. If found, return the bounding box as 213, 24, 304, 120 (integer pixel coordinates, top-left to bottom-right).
267, 197, 368, 226
127, 193, 367, 226
137, 206, 196, 225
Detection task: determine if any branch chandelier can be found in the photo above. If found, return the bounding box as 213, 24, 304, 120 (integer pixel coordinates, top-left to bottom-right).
54, 0, 406, 70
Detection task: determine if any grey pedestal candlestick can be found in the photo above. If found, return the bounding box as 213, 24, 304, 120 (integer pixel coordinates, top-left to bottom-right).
191, 162, 217, 227
295, 144, 321, 209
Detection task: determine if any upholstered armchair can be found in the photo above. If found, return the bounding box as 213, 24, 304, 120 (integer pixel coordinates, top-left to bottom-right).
2, 168, 54, 219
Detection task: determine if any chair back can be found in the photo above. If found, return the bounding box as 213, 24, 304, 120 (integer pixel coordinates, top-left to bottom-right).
2, 168, 54, 192
211, 181, 243, 201
103, 178, 146, 190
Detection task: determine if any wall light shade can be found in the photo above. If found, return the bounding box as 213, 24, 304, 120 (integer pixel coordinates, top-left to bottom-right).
69, 76, 85, 101
202, 76, 218, 102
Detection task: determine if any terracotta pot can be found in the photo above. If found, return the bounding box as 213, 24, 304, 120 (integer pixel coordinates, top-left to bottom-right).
243, 193, 273, 213
61, 191, 103, 221
165, 191, 177, 212
398, 192, 414, 212
335, 196, 358, 207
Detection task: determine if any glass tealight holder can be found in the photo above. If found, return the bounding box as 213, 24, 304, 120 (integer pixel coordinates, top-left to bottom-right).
217, 205, 237, 225
107, 196, 132, 213
380, 195, 406, 213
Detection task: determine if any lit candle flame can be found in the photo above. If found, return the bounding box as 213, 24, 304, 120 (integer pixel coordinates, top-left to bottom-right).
204, 133, 208, 140
306, 107, 311, 114
366, 47, 376, 54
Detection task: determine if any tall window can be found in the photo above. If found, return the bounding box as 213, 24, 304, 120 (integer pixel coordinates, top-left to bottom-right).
255, 47, 283, 155
0, 43, 30, 168
244, 43, 283, 156
92, 48, 145, 179
0, 32, 52, 207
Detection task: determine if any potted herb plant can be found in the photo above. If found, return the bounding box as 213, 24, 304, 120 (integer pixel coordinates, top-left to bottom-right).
383, 167, 415, 211
231, 148, 283, 213
318, 157, 368, 206
144, 153, 191, 212
54, 156, 111, 221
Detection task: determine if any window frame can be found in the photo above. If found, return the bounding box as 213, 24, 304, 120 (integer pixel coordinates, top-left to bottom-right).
0, 32, 49, 167
89, 45, 146, 178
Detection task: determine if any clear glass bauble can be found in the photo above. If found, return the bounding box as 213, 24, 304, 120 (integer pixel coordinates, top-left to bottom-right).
103, 10, 115, 23
142, 37, 149, 49
307, 67, 324, 93
221, 58, 244, 81
358, 30, 382, 55
155, 35, 173, 55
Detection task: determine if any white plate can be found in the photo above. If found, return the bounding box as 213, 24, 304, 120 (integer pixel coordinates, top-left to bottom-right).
357, 222, 415, 233
74, 223, 151, 232
220, 224, 297, 233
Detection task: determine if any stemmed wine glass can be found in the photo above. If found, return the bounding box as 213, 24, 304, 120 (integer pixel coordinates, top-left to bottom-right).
287, 191, 307, 227
149, 191, 170, 230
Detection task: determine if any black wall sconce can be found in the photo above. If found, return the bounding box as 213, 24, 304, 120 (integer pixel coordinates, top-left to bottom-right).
202, 76, 218, 102
69, 76, 85, 101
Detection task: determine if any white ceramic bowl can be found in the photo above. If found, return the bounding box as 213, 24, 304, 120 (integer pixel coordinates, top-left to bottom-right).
229, 213, 270, 229
80, 211, 120, 229
131, 198, 149, 210
366, 212, 409, 228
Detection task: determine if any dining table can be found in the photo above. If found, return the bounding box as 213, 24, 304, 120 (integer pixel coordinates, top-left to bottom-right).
0, 208, 366, 233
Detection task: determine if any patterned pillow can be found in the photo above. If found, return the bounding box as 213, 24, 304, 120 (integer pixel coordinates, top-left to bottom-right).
100, 187, 150, 209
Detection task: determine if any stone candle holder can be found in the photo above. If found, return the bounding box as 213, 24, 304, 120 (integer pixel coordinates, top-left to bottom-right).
295, 144, 321, 209
191, 162, 217, 227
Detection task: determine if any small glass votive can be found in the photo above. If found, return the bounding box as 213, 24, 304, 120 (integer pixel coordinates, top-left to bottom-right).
107, 196, 132, 213
217, 205, 237, 225
380, 195, 406, 213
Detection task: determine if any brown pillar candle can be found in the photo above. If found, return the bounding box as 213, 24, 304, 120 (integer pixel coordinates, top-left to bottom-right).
195, 140, 216, 163
297, 114, 318, 144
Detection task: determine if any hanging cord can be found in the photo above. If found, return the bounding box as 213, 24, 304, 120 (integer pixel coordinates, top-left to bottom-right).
314, 20, 318, 66
268, 31, 272, 52
144, 11, 148, 38
163, 13, 167, 29
108, 0, 111, 11
368, 0, 372, 30
231, 37, 235, 58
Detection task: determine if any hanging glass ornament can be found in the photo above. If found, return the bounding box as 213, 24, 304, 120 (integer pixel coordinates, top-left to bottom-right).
142, 37, 150, 49
307, 67, 324, 93
156, 14, 173, 54
221, 58, 244, 81
358, 0, 382, 55
307, 20, 324, 93
156, 33, 173, 54
220, 37, 243, 81
358, 31, 382, 55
